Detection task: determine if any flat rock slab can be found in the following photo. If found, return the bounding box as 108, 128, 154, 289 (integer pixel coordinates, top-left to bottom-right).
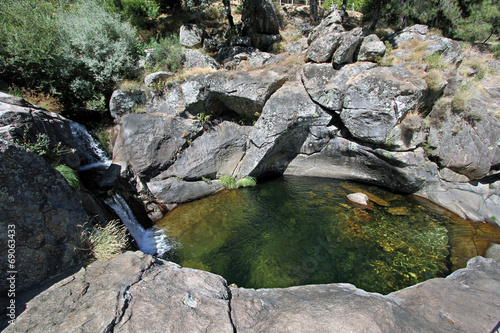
5, 253, 500, 333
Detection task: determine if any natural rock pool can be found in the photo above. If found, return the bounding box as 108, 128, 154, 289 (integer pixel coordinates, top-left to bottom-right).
156, 176, 500, 294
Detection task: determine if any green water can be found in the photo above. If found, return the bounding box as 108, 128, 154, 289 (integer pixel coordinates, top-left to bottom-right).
156, 176, 500, 294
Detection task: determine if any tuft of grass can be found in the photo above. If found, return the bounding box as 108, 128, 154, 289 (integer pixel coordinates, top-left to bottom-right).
119, 80, 145, 94
400, 113, 422, 133
78, 220, 129, 262
219, 174, 236, 189
377, 41, 394, 67
55, 164, 80, 189
451, 82, 475, 113
425, 53, 445, 70
402, 39, 428, 63
236, 176, 257, 187
423, 69, 445, 92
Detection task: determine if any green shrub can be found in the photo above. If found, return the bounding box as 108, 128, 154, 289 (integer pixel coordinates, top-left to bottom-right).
55, 165, 80, 189
0, 0, 139, 109
15, 125, 74, 163
377, 41, 394, 67
58, 0, 140, 105
79, 220, 129, 262
236, 176, 257, 187
219, 174, 236, 189
143, 35, 184, 73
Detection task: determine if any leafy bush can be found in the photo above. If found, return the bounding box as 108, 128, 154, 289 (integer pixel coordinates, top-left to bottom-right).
219, 174, 236, 189
143, 35, 184, 73
0, 0, 68, 96
0, 0, 140, 109
78, 220, 129, 262
15, 125, 74, 164
57, 1, 140, 105
55, 165, 80, 189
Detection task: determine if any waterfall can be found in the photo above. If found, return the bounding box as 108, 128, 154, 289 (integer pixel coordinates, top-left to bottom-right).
104, 193, 175, 256
69, 121, 112, 171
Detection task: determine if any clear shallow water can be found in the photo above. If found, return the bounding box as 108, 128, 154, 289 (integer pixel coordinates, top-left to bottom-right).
156, 176, 500, 294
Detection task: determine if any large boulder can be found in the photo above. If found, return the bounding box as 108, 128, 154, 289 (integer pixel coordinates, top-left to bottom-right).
0, 140, 88, 296
205, 69, 287, 120
241, 0, 280, 35
390, 24, 429, 48
109, 88, 147, 120
430, 113, 500, 179
241, 0, 281, 50
235, 83, 332, 177
160, 121, 251, 180
5, 252, 500, 332
182, 49, 220, 70
340, 66, 427, 144
307, 7, 344, 43
357, 34, 386, 62
147, 177, 223, 204
332, 27, 364, 65
302, 62, 376, 112
418, 178, 500, 223
179, 24, 204, 48
306, 33, 343, 63
425, 36, 463, 66
112, 114, 200, 180
285, 136, 439, 193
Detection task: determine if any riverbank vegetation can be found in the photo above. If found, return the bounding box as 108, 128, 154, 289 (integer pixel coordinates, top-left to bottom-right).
1, 0, 498, 118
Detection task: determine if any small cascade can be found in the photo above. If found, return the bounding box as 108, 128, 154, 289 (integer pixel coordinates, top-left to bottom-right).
69, 121, 112, 171
104, 193, 175, 256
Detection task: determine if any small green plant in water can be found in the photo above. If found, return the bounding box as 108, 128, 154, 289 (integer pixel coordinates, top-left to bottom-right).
78, 220, 129, 262
219, 174, 236, 189
236, 176, 257, 187
55, 165, 80, 189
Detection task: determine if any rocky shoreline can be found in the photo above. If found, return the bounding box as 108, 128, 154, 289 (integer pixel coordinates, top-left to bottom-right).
4, 251, 500, 332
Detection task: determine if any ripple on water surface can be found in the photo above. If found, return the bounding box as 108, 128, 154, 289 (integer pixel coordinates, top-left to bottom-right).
156, 176, 500, 294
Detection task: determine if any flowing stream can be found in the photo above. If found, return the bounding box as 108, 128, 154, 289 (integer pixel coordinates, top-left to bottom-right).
104, 193, 174, 256
70, 120, 173, 256
69, 121, 112, 171
156, 176, 500, 294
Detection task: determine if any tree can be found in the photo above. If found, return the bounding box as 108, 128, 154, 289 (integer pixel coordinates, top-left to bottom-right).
222, 0, 235, 28
340, 0, 348, 22
310, 0, 319, 23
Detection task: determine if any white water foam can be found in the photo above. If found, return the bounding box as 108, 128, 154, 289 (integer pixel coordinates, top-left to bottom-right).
69, 121, 112, 170
104, 193, 175, 256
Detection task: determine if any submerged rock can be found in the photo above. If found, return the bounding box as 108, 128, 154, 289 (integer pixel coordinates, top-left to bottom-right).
346, 192, 369, 206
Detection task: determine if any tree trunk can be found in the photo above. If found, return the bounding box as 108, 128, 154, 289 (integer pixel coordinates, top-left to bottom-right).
310, 0, 319, 24
222, 0, 235, 28
340, 0, 348, 23
369, 0, 381, 31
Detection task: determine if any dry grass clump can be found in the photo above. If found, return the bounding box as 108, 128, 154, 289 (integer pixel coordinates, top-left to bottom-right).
8, 86, 64, 113
401, 39, 429, 63
400, 112, 423, 132
423, 69, 445, 91
78, 220, 129, 262
425, 96, 452, 127
118, 80, 145, 93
